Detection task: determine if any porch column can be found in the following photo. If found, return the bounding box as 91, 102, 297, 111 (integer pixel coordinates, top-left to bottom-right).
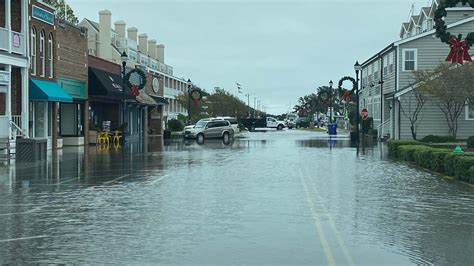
20, 67, 29, 138
6, 65, 11, 140
6, 0, 11, 53
143, 106, 148, 138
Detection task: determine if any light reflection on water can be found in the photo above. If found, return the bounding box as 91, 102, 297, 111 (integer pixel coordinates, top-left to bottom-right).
0, 131, 473, 264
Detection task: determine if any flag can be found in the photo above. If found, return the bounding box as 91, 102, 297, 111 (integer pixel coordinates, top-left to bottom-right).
236, 82, 243, 93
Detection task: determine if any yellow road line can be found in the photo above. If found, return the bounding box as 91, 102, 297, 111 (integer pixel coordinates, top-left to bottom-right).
301, 175, 336, 266
303, 168, 356, 266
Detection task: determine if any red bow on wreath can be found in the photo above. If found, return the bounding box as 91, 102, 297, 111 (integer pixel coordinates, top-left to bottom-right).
446, 37, 472, 65
131, 85, 140, 96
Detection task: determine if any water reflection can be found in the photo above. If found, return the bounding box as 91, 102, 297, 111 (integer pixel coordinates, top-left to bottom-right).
0, 132, 473, 264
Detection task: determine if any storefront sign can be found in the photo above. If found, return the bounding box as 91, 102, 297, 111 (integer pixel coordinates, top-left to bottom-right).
32, 5, 55, 25
12, 33, 21, 48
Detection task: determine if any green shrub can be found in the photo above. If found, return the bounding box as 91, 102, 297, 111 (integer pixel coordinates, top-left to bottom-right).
177, 114, 188, 125
167, 119, 184, 132
429, 150, 451, 173
468, 166, 474, 182
398, 145, 428, 162
387, 140, 421, 158
413, 146, 436, 169
467, 136, 474, 148
454, 156, 474, 181
420, 135, 456, 143
444, 154, 462, 176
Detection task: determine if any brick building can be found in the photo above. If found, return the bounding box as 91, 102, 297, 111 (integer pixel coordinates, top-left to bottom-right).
28, 0, 73, 150
55, 21, 89, 146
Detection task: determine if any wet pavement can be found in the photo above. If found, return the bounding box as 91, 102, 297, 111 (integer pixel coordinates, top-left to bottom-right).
0, 130, 473, 265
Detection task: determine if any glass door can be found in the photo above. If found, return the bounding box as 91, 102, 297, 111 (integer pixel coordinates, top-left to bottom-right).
34, 102, 47, 138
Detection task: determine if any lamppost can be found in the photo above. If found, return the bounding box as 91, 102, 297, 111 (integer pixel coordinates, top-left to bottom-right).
328, 80, 333, 123
121, 51, 128, 142
187, 79, 192, 124
354, 61, 362, 140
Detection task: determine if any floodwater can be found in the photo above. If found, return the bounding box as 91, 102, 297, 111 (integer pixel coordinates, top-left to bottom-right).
0, 131, 473, 265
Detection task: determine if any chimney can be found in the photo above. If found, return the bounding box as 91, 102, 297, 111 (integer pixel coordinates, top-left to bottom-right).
148, 39, 157, 59
98, 9, 112, 59
114, 20, 126, 39
127, 27, 138, 47
138, 33, 148, 54
156, 44, 165, 63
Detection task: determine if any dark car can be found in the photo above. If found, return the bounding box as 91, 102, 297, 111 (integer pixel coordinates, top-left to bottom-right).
295, 117, 311, 128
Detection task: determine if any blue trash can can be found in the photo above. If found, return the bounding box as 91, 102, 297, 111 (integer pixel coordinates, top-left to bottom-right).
328, 123, 337, 135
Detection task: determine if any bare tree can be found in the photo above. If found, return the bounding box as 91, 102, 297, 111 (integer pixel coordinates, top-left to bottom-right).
415, 63, 474, 139
400, 87, 427, 140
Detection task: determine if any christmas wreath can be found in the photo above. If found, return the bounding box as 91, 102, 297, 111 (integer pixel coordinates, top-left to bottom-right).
190, 89, 202, 105
338, 76, 357, 102
124, 68, 147, 96
434, 0, 474, 64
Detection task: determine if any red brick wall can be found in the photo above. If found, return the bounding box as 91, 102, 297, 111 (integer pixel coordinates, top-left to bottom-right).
29, 0, 56, 82
11, 67, 22, 115
56, 23, 88, 83
88, 55, 121, 74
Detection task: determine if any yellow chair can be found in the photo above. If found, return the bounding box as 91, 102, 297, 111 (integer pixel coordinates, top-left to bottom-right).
97, 131, 110, 146
112, 130, 122, 145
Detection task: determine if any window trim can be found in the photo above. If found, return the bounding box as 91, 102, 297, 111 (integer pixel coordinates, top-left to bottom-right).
48, 33, 54, 78
40, 30, 45, 77
466, 102, 474, 121
402, 48, 417, 71
31, 27, 37, 76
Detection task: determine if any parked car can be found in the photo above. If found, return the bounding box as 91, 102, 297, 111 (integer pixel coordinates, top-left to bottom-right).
184, 120, 234, 142
295, 117, 311, 128
240, 116, 286, 131
214, 117, 240, 134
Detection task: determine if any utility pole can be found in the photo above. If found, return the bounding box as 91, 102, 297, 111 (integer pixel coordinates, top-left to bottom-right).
254, 97, 257, 118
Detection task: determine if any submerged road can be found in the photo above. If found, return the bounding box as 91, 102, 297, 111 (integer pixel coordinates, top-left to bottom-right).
0, 130, 473, 264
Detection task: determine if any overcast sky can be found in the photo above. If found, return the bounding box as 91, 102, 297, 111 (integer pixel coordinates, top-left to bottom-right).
69, 0, 430, 114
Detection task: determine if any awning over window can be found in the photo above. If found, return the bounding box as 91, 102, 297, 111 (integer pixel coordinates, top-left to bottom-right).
150, 95, 169, 105
29, 79, 73, 103
136, 91, 159, 106
88, 67, 135, 100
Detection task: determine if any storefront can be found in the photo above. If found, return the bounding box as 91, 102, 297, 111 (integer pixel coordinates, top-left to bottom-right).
29, 79, 73, 150
88, 67, 135, 143
58, 77, 87, 146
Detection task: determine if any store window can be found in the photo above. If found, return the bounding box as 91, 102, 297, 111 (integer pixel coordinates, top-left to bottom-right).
48, 33, 54, 78
31, 27, 37, 75
40, 30, 45, 77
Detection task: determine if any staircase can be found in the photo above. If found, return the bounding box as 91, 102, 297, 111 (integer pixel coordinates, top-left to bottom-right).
377, 119, 391, 141
0, 118, 26, 164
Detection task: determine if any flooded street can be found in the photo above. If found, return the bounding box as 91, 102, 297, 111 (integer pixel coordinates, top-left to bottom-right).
0, 130, 473, 265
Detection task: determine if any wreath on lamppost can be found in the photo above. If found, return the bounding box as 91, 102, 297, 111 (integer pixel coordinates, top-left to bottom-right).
124, 68, 147, 96
434, 0, 474, 64
338, 76, 357, 102
190, 89, 203, 105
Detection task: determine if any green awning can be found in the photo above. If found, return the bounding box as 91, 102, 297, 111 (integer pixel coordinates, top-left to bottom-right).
30, 79, 73, 102
58, 77, 87, 100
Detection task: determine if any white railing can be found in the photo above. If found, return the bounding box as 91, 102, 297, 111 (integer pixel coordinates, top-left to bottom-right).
378, 119, 391, 140
11, 31, 26, 55
0, 28, 9, 51
10, 120, 23, 139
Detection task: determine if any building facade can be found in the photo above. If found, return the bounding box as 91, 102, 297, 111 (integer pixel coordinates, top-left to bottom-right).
79, 10, 188, 130
55, 21, 89, 146
359, 0, 474, 140
0, 0, 29, 157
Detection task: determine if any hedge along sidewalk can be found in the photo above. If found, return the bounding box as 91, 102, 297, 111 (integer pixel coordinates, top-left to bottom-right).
387, 140, 474, 183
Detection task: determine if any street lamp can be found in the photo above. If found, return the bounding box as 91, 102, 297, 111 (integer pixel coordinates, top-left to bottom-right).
187, 79, 192, 124
354, 61, 362, 140
328, 80, 333, 123
121, 51, 128, 142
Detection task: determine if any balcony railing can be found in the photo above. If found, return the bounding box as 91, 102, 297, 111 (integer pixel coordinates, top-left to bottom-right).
0, 28, 26, 55
114, 37, 138, 51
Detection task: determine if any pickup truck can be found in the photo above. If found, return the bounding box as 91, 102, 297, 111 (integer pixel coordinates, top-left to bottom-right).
240, 117, 286, 131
